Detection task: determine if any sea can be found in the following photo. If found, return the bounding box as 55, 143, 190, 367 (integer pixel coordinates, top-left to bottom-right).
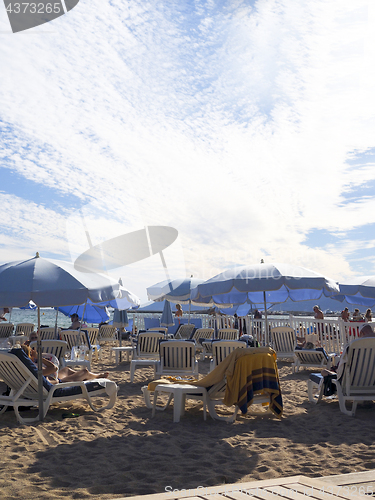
5, 308, 111, 329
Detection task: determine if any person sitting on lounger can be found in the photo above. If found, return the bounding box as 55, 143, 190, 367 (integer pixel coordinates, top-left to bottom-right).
21, 344, 109, 384
322, 324, 375, 379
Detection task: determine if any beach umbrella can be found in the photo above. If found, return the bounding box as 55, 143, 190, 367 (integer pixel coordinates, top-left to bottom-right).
191, 262, 339, 335
160, 300, 174, 327
334, 277, 375, 307
0, 253, 121, 420
147, 277, 207, 323
147, 277, 205, 303
56, 301, 110, 324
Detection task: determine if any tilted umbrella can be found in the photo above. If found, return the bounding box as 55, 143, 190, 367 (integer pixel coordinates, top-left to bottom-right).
147, 277, 206, 323
0, 253, 121, 420
191, 262, 339, 334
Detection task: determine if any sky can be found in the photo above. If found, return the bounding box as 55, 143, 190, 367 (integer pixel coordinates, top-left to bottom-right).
1, 0, 375, 305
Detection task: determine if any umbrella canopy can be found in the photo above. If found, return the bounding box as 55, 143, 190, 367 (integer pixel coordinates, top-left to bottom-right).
191, 263, 339, 306
160, 300, 174, 327
191, 262, 339, 333
336, 276, 375, 307
99, 285, 140, 310
56, 302, 110, 324
147, 277, 205, 304
0, 254, 121, 308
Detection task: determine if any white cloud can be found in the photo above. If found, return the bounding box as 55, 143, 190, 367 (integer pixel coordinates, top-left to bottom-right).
1, 0, 375, 302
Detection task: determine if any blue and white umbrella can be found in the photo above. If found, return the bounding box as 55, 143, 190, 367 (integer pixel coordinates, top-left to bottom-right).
147, 277, 205, 304
56, 301, 110, 324
113, 309, 129, 327
191, 262, 339, 332
335, 276, 375, 307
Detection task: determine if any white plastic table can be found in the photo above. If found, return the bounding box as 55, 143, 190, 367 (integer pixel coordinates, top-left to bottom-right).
110, 346, 133, 364
152, 383, 207, 423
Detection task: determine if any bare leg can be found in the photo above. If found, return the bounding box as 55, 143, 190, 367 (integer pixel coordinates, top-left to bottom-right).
59, 367, 109, 383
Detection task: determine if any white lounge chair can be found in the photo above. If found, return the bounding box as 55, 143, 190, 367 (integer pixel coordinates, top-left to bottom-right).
0, 349, 118, 424
85, 327, 100, 360
210, 340, 246, 372
15, 323, 35, 336
270, 327, 297, 361
292, 348, 331, 373
332, 338, 375, 416
30, 340, 68, 365
155, 340, 199, 378
191, 328, 214, 360
60, 330, 92, 370
175, 324, 195, 339
0, 323, 14, 339
98, 325, 119, 346
130, 332, 164, 382
39, 327, 59, 340
217, 328, 239, 340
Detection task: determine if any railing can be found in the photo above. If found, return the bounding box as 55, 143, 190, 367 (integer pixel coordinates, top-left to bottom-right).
130, 312, 373, 354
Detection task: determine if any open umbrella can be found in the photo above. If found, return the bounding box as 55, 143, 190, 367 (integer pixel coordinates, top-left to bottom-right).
335, 276, 375, 307
191, 262, 339, 334
56, 302, 110, 324
147, 277, 207, 323
0, 253, 120, 420
160, 300, 174, 327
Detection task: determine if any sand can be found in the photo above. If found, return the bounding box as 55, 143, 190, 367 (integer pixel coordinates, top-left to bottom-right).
0, 345, 375, 500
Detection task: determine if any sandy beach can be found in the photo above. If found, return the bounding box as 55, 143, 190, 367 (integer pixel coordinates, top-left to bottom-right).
1, 345, 374, 500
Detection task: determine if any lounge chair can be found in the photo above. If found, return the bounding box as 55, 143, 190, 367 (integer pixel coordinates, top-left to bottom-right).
0, 349, 118, 424
292, 348, 331, 373
85, 327, 100, 360
15, 323, 35, 336
142, 347, 283, 423
39, 327, 59, 340
60, 330, 92, 370
191, 328, 214, 360
130, 331, 164, 382
29, 339, 68, 365
174, 324, 195, 339
0, 323, 14, 339
210, 340, 246, 372
217, 328, 239, 340
308, 338, 375, 416
270, 327, 297, 361
155, 340, 199, 378
98, 325, 119, 346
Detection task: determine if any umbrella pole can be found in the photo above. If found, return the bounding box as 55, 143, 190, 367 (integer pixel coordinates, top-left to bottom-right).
55, 308, 59, 338
263, 291, 269, 345
37, 306, 44, 421
188, 299, 191, 324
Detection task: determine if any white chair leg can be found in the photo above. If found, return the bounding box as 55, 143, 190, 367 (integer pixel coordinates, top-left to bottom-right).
130, 360, 136, 383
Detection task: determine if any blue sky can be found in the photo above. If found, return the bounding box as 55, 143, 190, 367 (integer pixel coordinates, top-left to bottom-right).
1, 0, 375, 303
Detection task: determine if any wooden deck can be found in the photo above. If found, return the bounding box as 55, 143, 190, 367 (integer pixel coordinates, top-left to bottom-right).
119, 471, 375, 500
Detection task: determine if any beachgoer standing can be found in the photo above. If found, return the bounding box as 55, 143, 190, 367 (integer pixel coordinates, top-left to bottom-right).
365, 309, 372, 322
313, 305, 324, 320
341, 307, 350, 322
175, 303, 183, 324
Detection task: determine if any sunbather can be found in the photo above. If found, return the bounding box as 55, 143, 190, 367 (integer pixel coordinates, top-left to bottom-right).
21, 344, 109, 384
322, 324, 375, 379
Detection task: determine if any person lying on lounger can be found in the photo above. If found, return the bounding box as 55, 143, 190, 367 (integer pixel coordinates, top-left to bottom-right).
21, 344, 109, 384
